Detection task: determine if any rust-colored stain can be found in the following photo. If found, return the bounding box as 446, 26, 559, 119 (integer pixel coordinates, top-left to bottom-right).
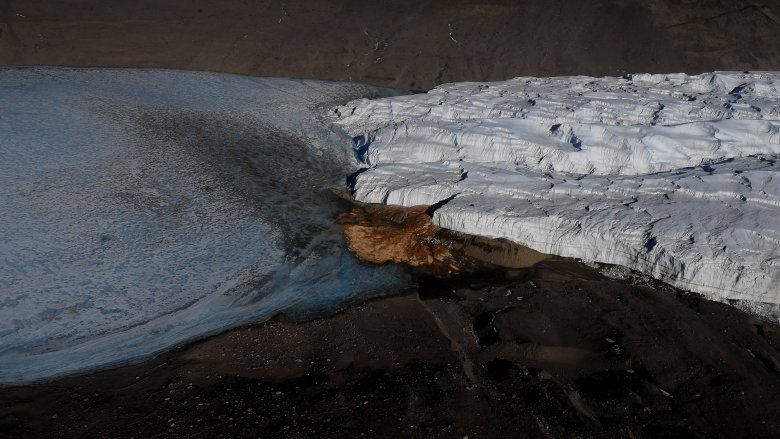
338, 200, 550, 274
339, 204, 461, 274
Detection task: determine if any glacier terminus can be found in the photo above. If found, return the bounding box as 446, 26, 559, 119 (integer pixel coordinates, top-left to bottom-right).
335, 72, 780, 316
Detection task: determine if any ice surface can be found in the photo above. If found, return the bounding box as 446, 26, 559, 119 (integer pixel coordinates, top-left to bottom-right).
335, 72, 780, 310
0, 67, 408, 383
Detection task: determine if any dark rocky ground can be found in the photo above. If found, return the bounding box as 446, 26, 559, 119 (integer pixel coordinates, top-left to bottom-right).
2, 260, 779, 438
1, 0, 780, 90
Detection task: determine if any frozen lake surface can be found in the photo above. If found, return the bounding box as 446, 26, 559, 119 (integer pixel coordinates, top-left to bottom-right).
0, 67, 408, 383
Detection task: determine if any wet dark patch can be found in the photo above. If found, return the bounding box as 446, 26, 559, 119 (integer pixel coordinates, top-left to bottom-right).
473, 311, 497, 331
602, 328, 625, 355
417, 276, 458, 300
473, 308, 513, 349
640, 424, 701, 439
485, 358, 520, 381
477, 327, 500, 348
708, 373, 729, 387
753, 352, 779, 375
574, 368, 650, 402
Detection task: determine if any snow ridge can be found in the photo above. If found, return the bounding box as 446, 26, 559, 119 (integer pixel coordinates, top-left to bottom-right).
335, 72, 780, 308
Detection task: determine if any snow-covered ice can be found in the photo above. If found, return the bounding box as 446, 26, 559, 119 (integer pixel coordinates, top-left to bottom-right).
0, 67, 407, 384
335, 72, 780, 310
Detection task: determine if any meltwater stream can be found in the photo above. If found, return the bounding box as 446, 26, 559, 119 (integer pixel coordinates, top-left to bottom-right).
0, 67, 409, 383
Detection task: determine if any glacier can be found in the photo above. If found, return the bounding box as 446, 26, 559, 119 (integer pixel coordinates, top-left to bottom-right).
0, 67, 408, 384
334, 72, 780, 310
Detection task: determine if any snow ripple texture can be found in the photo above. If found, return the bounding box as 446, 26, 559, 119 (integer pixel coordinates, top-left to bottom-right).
0, 67, 407, 384
334, 72, 780, 309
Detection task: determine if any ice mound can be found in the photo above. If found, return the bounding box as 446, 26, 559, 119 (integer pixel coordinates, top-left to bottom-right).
0, 67, 408, 383
335, 72, 780, 308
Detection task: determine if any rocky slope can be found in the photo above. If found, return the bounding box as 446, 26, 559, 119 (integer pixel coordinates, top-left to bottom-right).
2, 0, 780, 90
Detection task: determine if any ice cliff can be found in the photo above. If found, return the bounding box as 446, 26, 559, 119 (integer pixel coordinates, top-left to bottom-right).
334, 72, 780, 308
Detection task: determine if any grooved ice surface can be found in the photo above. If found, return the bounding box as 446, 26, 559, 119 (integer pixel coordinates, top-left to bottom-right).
0, 67, 407, 383
335, 72, 780, 308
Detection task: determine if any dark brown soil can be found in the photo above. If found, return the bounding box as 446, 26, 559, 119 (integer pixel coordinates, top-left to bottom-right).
2, 260, 779, 438
2, 0, 780, 90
